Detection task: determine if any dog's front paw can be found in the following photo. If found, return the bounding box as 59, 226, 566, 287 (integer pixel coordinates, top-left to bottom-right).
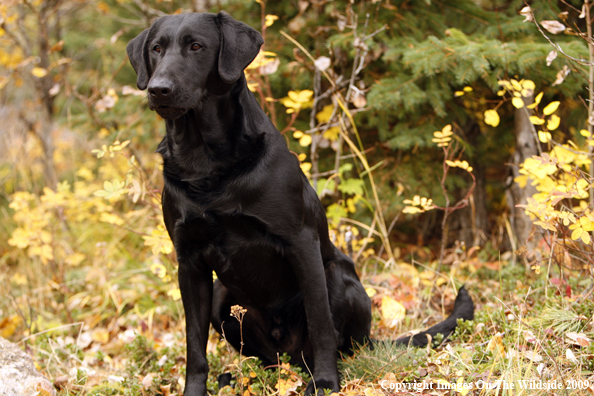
304, 378, 340, 395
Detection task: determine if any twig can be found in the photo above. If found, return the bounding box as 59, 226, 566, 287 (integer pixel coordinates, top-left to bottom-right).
527, 5, 594, 66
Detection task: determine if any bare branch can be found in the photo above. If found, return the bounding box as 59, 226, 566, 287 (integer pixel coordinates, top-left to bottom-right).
527, 5, 594, 66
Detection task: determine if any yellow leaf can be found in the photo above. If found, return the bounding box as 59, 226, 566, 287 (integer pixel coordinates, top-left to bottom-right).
0, 315, 23, 338
293, 130, 304, 138
463, 86, 473, 92
65, 252, 86, 266
365, 287, 377, 298
580, 129, 591, 137
436, 379, 451, 388
403, 206, 423, 214
31, 67, 48, 78
522, 79, 536, 90
581, 230, 591, 244
299, 134, 312, 146
323, 126, 340, 141
512, 97, 524, 108
344, 198, 355, 214
543, 101, 560, 115
487, 334, 505, 354
455, 379, 470, 395
381, 295, 406, 329
571, 227, 582, 241
288, 89, 313, 103
0, 76, 8, 90
547, 114, 560, 130
11, 273, 27, 286
167, 288, 181, 300
300, 162, 312, 173
498, 80, 512, 90
484, 109, 500, 127
316, 104, 335, 123
514, 175, 528, 188
99, 212, 124, 226
298, 153, 307, 161
264, 14, 278, 27
97, 1, 110, 13
143, 226, 174, 255
150, 263, 168, 279
454, 91, 465, 97
511, 79, 522, 91
92, 328, 110, 344
530, 116, 545, 125
534, 91, 544, 105
538, 131, 551, 143
8, 228, 33, 249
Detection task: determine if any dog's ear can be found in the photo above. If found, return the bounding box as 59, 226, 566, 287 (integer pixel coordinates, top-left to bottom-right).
217, 12, 264, 84
126, 28, 150, 90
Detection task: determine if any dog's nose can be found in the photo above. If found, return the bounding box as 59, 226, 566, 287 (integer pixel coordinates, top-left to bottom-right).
148, 80, 174, 100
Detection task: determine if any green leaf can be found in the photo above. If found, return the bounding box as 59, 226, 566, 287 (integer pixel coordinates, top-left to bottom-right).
338, 178, 364, 196
325, 203, 348, 226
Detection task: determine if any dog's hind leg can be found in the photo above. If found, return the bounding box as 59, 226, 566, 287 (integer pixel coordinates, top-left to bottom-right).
211, 280, 280, 366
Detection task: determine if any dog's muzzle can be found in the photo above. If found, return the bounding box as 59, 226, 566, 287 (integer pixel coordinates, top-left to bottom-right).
153, 105, 187, 120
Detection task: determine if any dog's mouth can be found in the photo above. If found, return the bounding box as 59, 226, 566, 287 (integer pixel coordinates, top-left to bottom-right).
153, 105, 187, 120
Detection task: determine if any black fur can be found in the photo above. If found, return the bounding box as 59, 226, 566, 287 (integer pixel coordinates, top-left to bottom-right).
126, 12, 474, 396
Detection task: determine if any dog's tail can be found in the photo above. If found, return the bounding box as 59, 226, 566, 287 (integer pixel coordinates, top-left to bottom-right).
393, 286, 474, 347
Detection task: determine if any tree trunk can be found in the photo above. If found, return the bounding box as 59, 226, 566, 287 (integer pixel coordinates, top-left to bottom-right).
35, 2, 58, 188
449, 121, 489, 248
505, 93, 541, 255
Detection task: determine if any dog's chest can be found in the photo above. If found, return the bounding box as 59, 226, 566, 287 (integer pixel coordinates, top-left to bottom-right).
174, 211, 300, 306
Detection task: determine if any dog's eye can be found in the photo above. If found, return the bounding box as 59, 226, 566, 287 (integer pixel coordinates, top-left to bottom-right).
153, 45, 161, 53
190, 43, 201, 51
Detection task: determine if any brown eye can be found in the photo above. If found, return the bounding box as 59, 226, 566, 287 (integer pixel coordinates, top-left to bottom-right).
191, 43, 201, 51
153, 45, 161, 53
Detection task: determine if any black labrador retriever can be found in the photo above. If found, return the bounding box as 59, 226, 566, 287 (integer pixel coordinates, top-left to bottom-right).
126, 12, 474, 396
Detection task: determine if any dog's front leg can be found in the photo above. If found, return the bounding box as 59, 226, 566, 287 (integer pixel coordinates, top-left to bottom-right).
290, 229, 340, 395
178, 263, 213, 396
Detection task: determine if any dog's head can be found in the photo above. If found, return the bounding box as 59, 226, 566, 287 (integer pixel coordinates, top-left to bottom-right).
126, 12, 263, 120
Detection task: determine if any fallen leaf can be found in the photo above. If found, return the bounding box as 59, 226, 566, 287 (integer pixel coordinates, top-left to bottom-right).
142, 373, 158, 389
380, 295, 406, 329
523, 350, 543, 362
92, 328, 110, 344
487, 334, 505, 354
566, 348, 578, 363
566, 332, 591, 347
54, 375, 69, 390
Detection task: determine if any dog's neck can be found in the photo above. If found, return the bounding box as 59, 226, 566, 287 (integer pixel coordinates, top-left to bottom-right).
157, 74, 269, 182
